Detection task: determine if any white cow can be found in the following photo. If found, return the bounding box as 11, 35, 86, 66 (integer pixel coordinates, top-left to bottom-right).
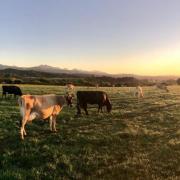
134, 86, 144, 98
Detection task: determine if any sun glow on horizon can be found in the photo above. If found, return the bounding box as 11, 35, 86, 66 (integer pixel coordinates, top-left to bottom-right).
100, 45, 180, 76
1, 44, 180, 76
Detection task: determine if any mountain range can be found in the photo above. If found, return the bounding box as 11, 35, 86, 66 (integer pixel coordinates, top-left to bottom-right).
0, 64, 178, 80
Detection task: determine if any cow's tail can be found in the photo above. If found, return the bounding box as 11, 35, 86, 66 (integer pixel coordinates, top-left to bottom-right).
18, 96, 24, 127
18, 96, 23, 107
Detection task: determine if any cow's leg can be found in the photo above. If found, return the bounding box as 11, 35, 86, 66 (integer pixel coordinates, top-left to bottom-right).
141, 92, 144, 98
99, 103, 103, 113
20, 108, 30, 140
52, 115, 57, 132
98, 105, 101, 113
100, 106, 103, 113
19, 115, 27, 136
20, 117, 28, 140
77, 103, 81, 115
2, 93, 6, 99
98, 104, 101, 113
83, 103, 88, 115
23, 129, 27, 136
49, 116, 53, 131
20, 115, 28, 140
134, 91, 136, 97
101, 104, 103, 113
139, 92, 141, 98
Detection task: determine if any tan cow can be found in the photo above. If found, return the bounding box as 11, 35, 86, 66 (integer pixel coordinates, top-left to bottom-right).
18, 94, 65, 140
134, 86, 144, 98
66, 84, 75, 91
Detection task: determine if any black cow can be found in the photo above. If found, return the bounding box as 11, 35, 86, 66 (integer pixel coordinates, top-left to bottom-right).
2, 85, 22, 98
76, 91, 112, 115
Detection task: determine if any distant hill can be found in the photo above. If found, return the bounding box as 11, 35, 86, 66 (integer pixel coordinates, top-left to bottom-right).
0, 64, 179, 80
0, 68, 92, 78
0, 64, 109, 77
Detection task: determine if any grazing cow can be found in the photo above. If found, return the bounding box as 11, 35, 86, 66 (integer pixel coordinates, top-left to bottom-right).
18, 94, 66, 140
2, 85, 22, 98
66, 84, 75, 91
76, 91, 112, 115
65, 92, 74, 107
134, 86, 144, 98
156, 84, 169, 92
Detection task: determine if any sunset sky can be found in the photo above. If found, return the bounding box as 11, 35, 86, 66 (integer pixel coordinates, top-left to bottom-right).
0, 0, 180, 75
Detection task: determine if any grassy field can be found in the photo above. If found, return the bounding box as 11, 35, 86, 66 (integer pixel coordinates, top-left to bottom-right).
0, 85, 180, 179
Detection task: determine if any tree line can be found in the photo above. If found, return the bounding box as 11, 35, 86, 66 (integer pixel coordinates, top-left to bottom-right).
0, 68, 179, 87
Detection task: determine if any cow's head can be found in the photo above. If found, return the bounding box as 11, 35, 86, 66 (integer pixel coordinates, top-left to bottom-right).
106, 99, 112, 113
65, 93, 74, 107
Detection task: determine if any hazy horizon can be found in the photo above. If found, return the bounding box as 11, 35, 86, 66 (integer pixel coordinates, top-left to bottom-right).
0, 0, 180, 76
1, 63, 179, 77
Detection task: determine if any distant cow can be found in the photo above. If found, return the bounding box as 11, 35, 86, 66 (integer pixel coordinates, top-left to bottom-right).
156, 84, 169, 92
76, 91, 112, 115
2, 85, 22, 98
95, 84, 99, 88
18, 94, 66, 140
134, 86, 144, 98
65, 92, 74, 107
66, 84, 75, 91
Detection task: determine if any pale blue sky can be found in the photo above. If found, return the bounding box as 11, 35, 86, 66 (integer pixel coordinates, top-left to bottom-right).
0, 0, 180, 75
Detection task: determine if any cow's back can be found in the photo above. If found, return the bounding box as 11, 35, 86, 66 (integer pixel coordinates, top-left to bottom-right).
2, 85, 22, 95
77, 91, 106, 104
28, 95, 65, 109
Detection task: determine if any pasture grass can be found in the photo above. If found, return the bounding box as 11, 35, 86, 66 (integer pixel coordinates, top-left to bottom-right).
0, 85, 180, 179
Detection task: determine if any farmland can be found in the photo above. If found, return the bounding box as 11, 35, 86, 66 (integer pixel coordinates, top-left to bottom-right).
0, 85, 180, 179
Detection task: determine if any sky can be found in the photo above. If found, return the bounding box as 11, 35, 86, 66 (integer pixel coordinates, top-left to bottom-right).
0, 0, 180, 75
